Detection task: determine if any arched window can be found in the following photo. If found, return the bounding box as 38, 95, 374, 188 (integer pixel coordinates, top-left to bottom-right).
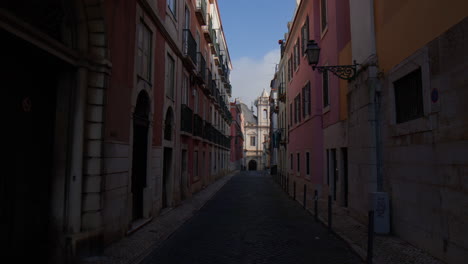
263, 109, 268, 119
164, 107, 174, 141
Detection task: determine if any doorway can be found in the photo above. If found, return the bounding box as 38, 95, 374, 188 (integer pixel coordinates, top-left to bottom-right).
2, 28, 70, 262
248, 160, 257, 171
181, 149, 188, 200
341, 148, 349, 207
162, 147, 173, 208
131, 92, 150, 221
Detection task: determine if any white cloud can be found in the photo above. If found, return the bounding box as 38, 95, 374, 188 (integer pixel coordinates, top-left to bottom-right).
230, 49, 280, 110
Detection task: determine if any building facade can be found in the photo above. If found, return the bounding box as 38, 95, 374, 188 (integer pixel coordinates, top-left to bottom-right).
347, 1, 468, 262
272, 0, 468, 263
1, 0, 233, 263
240, 90, 271, 171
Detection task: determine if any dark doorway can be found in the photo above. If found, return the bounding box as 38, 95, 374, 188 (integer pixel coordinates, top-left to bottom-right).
332, 149, 337, 201
2, 29, 70, 262
162, 147, 173, 208
248, 160, 257, 171
342, 148, 349, 207
131, 92, 150, 221
181, 149, 188, 200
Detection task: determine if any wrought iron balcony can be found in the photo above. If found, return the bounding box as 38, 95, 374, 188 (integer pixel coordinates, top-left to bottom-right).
197, 52, 206, 83
181, 104, 193, 134
204, 122, 214, 141
183, 29, 197, 67
193, 114, 204, 137
195, 0, 207, 25
211, 80, 218, 99
206, 69, 213, 94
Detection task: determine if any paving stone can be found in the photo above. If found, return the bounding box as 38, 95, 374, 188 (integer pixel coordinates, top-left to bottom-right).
141, 171, 362, 264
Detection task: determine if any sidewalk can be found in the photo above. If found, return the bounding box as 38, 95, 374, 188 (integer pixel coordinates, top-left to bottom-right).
80, 171, 237, 264
309, 199, 445, 264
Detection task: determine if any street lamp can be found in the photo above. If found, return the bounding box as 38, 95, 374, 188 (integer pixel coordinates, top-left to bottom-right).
305, 40, 359, 80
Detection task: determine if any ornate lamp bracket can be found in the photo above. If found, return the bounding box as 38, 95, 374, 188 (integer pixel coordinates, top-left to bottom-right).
312, 61, 359, 81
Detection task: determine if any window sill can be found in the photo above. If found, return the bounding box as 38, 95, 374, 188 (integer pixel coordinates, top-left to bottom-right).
322, 105, 330, 114
321, 26, 328, 39
390, 116, 432, 137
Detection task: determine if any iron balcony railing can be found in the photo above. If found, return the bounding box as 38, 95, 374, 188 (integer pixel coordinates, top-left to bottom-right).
204, 122, 213, 141
197, 52, 206, 83
207, 69, 213, 93
181, 104, 193, 134
211, 80, 218, 98
193, 114, 203, 137
183, 29, 197, 66
219, 54, 224, 67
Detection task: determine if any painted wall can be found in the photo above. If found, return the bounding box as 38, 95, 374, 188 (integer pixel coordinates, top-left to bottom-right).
381, 18, 468, 263
374, 0, 468, 73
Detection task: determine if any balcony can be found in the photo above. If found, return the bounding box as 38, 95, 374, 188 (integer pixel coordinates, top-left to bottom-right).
203, 17, 213, 43
205, 69, 213, 94
197, 52, 206, 83
193, 114, 204, 138
195, 0, 207, 25
203, 122, 213, 141
183, 29, 197, 68
211, 80, 218, 100
181, 104, 193, 134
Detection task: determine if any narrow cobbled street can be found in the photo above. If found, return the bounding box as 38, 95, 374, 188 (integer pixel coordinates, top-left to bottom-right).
141, 171, 362, 264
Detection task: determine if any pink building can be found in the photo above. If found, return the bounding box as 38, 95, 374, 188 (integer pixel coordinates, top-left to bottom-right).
283, 0, 351, 205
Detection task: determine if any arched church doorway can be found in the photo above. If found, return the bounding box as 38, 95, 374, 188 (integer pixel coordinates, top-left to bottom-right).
248, 160, 258, 171
131, 91, 150, 221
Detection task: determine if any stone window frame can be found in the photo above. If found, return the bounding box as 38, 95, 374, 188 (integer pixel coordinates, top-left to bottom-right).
387, 47, 433, 136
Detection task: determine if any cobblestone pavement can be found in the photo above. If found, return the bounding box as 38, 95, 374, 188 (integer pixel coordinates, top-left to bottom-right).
140, 171, 362, 264
80, 171, 237, 264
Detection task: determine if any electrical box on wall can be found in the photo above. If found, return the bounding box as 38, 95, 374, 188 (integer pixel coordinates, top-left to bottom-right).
370, 192, 390, 234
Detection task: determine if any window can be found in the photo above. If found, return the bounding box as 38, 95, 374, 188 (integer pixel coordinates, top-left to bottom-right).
394, 68, 424, 123
326, 149, 330, 185
296, 38, 300, 68
137, 22, 152, 81
294, 95, 301, 124
184, 5, 190, 29
322, 70, 329, 107
168, 0, 176, 16
288, 57, 292, 81
290, 153, 293, 170
321, 0, 328, 33
182, 74, 188, 105
194, 151, 199, 180
194, 89, 198, 113
263, 109, 267, 119
301, 16, 309, 55
302, 82, 311, 117
306, 152, 310, 175
293, 41, 299, 71
297, 153, 300, 172
166, 54, 175, 99
250, 136, 256, 146
289, 104, 293, 127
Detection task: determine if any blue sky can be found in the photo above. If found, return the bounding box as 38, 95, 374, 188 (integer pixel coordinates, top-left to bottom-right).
218, 0, 297, 108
